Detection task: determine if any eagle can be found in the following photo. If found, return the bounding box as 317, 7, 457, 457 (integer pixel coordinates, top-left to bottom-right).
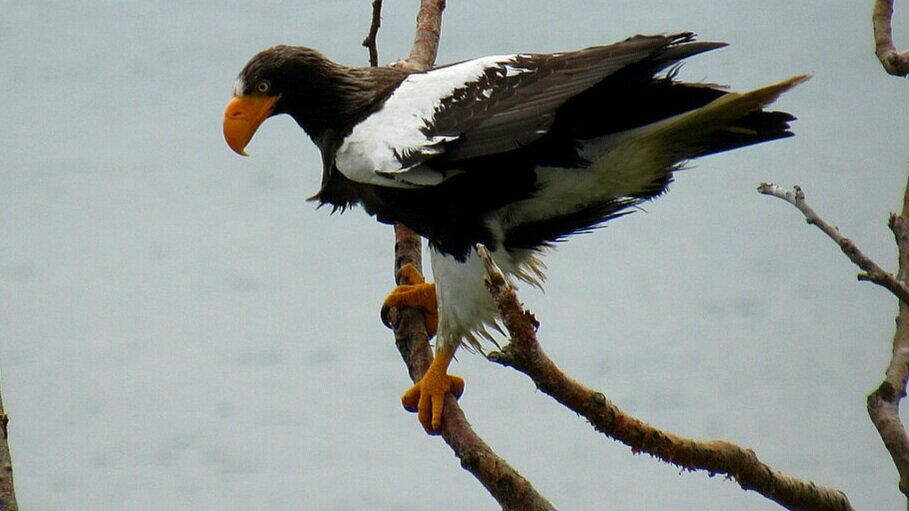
223, 33, 806, 434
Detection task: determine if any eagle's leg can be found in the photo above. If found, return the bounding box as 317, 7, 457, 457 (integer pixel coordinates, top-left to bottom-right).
401, 346, 464, 434
381, 263, 464, 434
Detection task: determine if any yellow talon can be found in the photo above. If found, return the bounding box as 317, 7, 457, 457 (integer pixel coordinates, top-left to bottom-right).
381, 263, 438, 337
401, 347, 464, 434
380, 263, 461, 433
398, 263, 426, 285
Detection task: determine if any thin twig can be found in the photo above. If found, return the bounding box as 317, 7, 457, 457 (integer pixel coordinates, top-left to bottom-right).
873, 0, 909, 77
475, 245, 854, 511
361, 0, 383, 67
758, 183, 909, 303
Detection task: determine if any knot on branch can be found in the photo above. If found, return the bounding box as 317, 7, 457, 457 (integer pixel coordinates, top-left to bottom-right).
890, 214, 909, 246
486, 343, 529, 370
871, 380, 905, 404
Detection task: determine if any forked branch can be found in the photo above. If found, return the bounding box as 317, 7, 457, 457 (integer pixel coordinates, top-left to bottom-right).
759, 181, 909, 501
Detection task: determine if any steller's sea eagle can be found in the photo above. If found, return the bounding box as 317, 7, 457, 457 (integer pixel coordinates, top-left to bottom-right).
223, 33, 807, 434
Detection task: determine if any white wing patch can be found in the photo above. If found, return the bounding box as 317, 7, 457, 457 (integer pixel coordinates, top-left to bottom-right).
335, 54, 530, 188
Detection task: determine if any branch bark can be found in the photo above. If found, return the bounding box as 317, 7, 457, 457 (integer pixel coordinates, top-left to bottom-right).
475, 245, 854, 511
0, 385, 18, 511
375, 3, 556, 510
873, 0, 909, 76
401, 0, 446, 71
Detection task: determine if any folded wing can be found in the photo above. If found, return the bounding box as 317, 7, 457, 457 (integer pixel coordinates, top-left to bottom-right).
335, 33, 723, 187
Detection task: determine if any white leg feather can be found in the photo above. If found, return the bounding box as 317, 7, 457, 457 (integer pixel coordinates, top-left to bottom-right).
430, 245, 544, 353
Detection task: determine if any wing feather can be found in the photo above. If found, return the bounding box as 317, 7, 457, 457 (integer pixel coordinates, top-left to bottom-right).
334, 33, 721, 188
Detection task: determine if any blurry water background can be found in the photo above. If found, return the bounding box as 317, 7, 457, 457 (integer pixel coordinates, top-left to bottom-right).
2, 1, 907, 509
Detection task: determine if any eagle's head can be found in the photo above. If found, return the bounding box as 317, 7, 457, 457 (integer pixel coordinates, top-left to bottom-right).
223, 46, 348, 155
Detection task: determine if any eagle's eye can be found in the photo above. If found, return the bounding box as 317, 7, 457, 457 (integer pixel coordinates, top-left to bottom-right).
255, 80, 271, 94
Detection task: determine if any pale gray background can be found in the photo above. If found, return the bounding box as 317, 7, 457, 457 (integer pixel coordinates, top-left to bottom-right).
3, 1, 907, 510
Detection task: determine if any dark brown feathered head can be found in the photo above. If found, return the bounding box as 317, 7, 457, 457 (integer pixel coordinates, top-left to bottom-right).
224, 46, 406, 154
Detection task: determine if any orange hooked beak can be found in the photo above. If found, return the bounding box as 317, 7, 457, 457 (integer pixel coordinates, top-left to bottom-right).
223, 95, 277, 156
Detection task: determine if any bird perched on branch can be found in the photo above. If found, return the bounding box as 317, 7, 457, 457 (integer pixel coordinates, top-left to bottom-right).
224, 33, 807, 434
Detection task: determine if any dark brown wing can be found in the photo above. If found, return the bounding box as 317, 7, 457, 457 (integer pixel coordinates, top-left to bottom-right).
433, 33, 725, 162
333, 33, 724, 187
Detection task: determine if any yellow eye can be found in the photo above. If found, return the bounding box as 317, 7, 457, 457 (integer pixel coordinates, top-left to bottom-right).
255, 80, 271, 93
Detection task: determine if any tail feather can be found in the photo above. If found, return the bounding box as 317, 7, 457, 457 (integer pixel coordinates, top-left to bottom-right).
574, 74, 808, 200
498, 61, 809, 253
642, 74, 810, 158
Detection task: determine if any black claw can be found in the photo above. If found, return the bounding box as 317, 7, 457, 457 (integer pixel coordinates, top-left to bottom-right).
380, 303, 394, 329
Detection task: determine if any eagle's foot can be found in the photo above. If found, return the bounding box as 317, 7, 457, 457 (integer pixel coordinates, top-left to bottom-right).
380, 263, 438, 337
401, 348, 463, 434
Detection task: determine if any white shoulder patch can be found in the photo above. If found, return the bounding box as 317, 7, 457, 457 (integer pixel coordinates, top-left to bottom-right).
335, 54, 525, 189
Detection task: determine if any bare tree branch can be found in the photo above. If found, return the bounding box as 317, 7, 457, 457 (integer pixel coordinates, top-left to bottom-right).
758, 180, 909, 502
361, 0, 382, 67
867, 175, 909, 499
757, 183, 909, 303
873, 0, 909, 76
475, 244, 854, 511
378, 3, 556, 509
868, 3, 909, 499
